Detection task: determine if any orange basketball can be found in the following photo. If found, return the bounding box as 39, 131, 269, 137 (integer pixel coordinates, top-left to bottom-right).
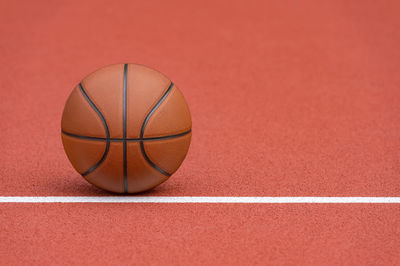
61, 64, 192, 193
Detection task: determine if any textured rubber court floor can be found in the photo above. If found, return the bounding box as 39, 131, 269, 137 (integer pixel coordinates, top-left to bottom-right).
1, 0, 400, 265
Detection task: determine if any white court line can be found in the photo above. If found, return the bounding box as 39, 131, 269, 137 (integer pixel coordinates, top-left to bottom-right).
0, 196, 400, 203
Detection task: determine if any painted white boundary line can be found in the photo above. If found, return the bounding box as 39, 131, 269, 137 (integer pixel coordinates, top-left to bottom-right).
0, 196, 400, 203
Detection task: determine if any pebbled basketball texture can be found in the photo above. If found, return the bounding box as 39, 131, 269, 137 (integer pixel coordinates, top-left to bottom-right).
61, 64, 192, 193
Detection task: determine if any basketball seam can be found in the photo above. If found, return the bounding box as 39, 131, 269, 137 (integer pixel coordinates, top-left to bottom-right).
139, 82, 174, 176
78, 83, 111, 177
123, 64, 128, 193
61, 129, 192, 142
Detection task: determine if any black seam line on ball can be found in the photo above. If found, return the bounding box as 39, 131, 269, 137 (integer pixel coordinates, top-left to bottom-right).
79, 83, 111, 177
139, 82, 174, 176
62, 129, 192, 142
122, 64, 128, 193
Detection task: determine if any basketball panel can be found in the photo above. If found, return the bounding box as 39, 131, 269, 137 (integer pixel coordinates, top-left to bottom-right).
61, 134, 106, 174
143, 133, 192, 175
143, 85, 192, 138
126, 142, 169, 193
126, 64, 171, 138
81, 64, 124, 138
61, 86, 106, 137
84, 142, 124, 193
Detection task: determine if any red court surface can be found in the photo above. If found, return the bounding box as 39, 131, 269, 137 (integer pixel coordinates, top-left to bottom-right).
1, 0, 400, 264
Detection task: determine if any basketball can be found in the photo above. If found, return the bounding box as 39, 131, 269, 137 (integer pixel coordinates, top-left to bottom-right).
61, 63, 192, 193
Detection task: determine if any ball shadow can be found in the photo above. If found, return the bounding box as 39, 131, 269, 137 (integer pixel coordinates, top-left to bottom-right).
53, 173, 176, 196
